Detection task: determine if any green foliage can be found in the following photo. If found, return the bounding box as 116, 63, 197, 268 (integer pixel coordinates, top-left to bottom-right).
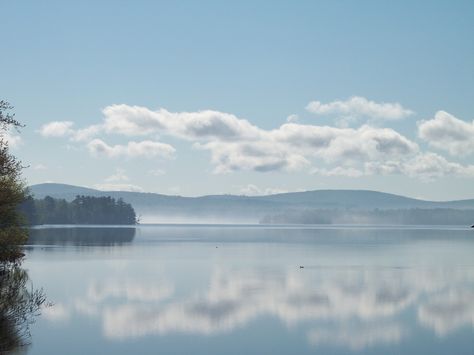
0, 101, 28, 263
20, 195, 138, 225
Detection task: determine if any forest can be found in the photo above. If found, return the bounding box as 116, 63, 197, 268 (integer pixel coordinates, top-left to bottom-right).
19, 195, 138, 225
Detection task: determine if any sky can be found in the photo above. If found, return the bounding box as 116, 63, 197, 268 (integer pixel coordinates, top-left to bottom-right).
1, 0, 473, 200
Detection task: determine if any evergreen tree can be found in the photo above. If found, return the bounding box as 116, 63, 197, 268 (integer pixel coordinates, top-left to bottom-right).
21, 195, 138, 225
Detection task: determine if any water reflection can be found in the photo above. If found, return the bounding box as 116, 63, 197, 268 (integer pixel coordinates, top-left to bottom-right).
307, 322, 405, 350
42, 266, 474, 350
26, 226, 474, 354
418, 288, 474, 336
0, 262, 46, 353
28, 227, 136, 246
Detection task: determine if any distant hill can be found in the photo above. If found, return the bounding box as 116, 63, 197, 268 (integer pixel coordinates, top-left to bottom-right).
29, 183, 474, 224
30, 183, 99, 198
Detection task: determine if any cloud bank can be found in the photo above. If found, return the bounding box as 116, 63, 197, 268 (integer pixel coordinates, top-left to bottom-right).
37, 97, 474, 180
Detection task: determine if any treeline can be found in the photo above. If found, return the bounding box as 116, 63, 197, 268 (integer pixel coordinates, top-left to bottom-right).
260, 208, 474, 225
19, 195, 137, 225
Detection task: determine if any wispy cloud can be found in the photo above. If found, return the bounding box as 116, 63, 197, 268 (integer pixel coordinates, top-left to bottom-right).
87, 139, 175, 159
39, 121, 101, 142
306, 96, 414, 123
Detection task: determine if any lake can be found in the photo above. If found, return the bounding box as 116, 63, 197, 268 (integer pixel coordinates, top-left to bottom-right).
22, 225, 474, 354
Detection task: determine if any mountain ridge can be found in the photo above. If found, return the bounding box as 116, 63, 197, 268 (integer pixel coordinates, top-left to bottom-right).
29, 182, 474, 203
29, 183, 474, 223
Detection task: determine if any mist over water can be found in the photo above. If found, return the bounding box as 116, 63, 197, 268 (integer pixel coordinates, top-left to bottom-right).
24, 225, 474, 355
139, 214, 257, 225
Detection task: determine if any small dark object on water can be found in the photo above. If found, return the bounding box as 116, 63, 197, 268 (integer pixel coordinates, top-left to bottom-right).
471, 225, 474, 228
299, 266, 304, 269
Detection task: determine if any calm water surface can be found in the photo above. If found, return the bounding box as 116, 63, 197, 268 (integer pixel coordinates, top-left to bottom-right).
23, 225, 474, 354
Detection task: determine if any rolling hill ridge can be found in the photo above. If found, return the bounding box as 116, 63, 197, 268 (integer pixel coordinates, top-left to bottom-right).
29, 183, 474, 224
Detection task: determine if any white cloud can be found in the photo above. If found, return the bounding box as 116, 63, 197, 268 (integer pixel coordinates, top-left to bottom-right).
93, 183, 144, 192
72, 124, 103, 142
401, 152, 474, 181
39, 121, 102, 142
366, 153, 474, 182
102, 104, 261, 141
192, 123, 419, 174
37, 103, 474, 181
39, 121, 75, 137
308, 152, 474, 181
418, 111, 474, 155
105, 168, 129, 182
306, 96, 414, 122
87, 139, 175, 159
38, 104, 419, 174
273, 124, 419, 162
198, 140, 310, 174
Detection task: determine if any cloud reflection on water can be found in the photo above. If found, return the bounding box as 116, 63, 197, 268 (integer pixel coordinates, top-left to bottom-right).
418, 289, 474, 336
101, 269, 418, 340
87, 279, 174, 303
44, 266, 474, 350
307, 322, 405, 350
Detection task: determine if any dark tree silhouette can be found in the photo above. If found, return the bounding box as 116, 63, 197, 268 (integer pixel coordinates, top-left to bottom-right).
20, 195, 138, 225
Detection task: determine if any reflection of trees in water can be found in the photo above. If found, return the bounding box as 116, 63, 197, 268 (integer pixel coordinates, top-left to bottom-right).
28, 227, 136, 246
0, 261, 46, 353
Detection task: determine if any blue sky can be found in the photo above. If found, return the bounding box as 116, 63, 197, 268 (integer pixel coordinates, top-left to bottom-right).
1, 0, 473, 199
